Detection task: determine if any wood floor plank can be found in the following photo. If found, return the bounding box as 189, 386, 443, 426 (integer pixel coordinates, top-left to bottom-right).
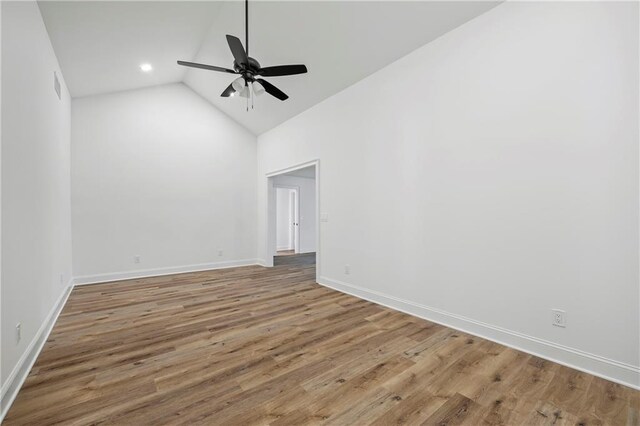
422, 392, 483, 425
4, 253, 639, 425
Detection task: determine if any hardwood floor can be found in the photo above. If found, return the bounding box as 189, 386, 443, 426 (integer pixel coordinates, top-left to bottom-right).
5, 254, 639, 425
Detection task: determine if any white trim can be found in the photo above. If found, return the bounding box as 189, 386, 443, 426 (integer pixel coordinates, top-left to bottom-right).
266, 159, 319, 178
283, 175, 315, 180
74, 259, 260, 285
314, 162, 320, 280
317, 275, 640, 390
313, 162, 320, 280
295, 250, 316, 255
1, 278, 74, 422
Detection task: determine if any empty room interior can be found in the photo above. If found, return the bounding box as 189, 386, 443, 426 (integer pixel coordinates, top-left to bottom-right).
1, 0, 639, 424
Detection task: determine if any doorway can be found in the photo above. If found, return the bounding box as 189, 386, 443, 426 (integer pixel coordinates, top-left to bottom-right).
266, 161, 319, 275
275, 186, 299, 255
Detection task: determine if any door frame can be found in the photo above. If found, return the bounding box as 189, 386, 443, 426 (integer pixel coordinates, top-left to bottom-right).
274, 185, 299, 253
265, 159, 320, 280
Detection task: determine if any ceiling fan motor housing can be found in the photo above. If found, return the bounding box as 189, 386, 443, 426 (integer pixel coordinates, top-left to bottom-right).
234, 58, 261, 77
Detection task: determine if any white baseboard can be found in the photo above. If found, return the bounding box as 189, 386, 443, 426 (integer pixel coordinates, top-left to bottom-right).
3, 267, 636, 425
0, 279, 74, 422
73, 259, 261, 285
0, 259, 261, 419
317, 275, 640, 390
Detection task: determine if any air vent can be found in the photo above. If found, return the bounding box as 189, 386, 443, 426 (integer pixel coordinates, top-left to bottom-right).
53, 71, 61, 100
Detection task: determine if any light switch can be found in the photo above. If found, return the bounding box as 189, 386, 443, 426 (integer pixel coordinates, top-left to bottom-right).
320, 213, 329, 222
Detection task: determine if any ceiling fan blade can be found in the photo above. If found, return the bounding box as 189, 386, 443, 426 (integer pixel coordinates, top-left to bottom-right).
259, 65, 307, 77
177, 61, 236, 74
220, 83, 235, 97
226, 35, 248, 66
256, 79, 288, 101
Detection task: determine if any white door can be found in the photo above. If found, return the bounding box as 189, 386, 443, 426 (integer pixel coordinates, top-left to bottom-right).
290, 190, 300, 253
276, 186, 300, 253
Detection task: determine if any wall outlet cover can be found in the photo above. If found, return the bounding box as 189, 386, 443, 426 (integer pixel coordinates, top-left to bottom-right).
552, 309, 566, 328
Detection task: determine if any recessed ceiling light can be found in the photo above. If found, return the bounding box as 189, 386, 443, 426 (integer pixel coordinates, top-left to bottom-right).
140, 63, 153, 72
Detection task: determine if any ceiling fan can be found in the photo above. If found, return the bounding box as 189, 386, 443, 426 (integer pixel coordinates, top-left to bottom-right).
177, 0, 307, 103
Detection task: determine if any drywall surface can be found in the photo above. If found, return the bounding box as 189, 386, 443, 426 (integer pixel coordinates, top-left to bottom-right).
276, 188, 293, 250
273, 174, 316, 254
71, 83, 258, 280
1, 0, 73, 397
258, 2, 639, 386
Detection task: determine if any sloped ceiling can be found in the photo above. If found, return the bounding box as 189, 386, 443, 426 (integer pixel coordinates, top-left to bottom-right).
39, 1, 499, 134
39, 2, 222, 97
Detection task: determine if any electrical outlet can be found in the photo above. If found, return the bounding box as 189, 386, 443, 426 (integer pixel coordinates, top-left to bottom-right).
552, 309, 566, 328
344, 264, 351, 275
16, 323, 21, 343
218, 250, 224, 257
134, 255, 141, 264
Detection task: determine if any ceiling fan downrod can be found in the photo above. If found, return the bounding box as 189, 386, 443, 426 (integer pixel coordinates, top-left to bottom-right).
245, 0, 249, 57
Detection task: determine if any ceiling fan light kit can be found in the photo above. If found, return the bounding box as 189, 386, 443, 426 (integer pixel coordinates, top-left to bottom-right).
253, 81, 265, 96
177, 0, 307, 109
232, 77, 246, 92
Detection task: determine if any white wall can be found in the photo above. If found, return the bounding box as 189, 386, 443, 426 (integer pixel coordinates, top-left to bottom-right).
276, 188, 293, 250
1, 0, 73, 405
0, 1, 3, 403
273, 174, 316, 254
258, 2, 640, 387
71, 83, 258, 282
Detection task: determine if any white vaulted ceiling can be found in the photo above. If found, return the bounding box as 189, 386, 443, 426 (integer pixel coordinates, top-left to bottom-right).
38, 1, 223, 97
39, 1, 500, 134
